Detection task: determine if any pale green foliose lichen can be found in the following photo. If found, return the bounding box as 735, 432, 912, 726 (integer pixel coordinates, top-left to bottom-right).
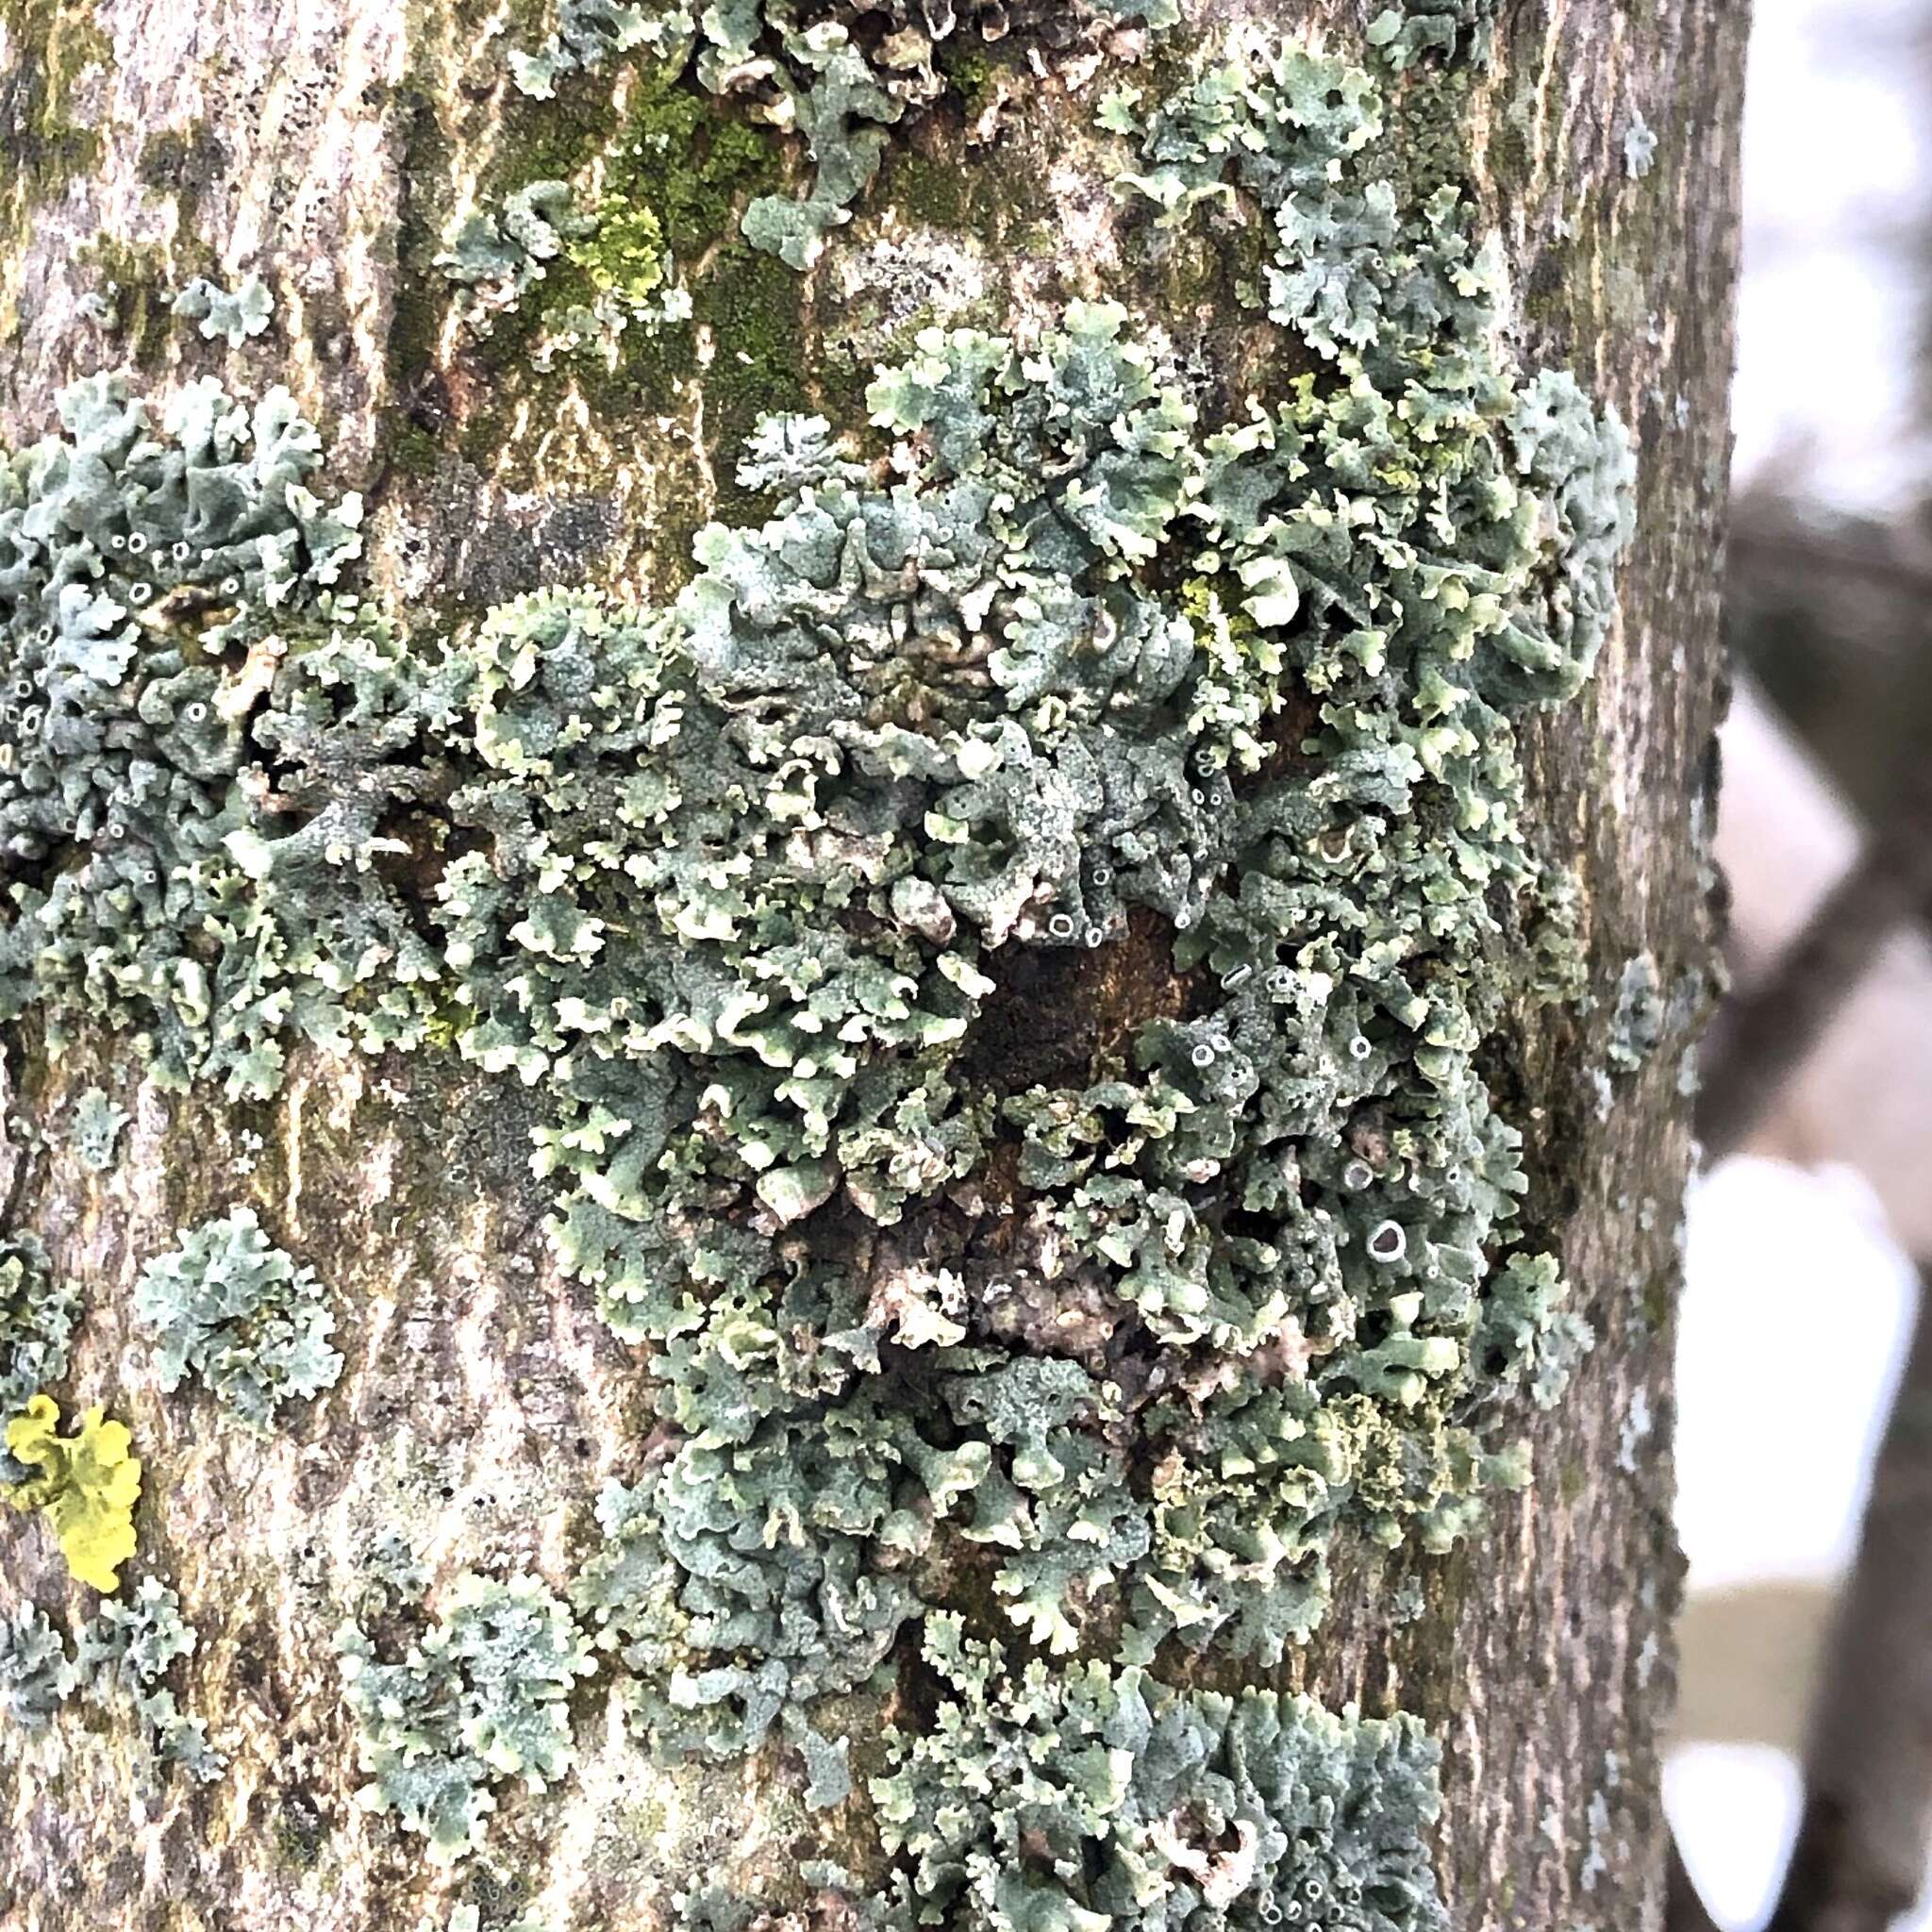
3, 7, 1635, 1901
435, 178, 693, 358
1478, 1252, 1594, 1412
65, 1577, 227, 1780
1606, 951, 1665, 1074
508, 0, 691, 97
0, 373, 365, 1099
0, 1233, 77, 1444
532, 27, 1621, 1750
0, 1599, 68, 1730
170, 273, 275, 349
1364, 0, 1496, 72
1, 20, 1623, 1763
70, 1085, 130, 1170
437, 180, 594, 324
336, 1573, 596, 1862
8, 1576, 229, 1769
869, 1612, 1445, 1932
133, 1206, 343, 1428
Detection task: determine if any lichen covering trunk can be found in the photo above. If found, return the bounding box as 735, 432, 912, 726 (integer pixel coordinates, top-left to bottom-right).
0, 2, 1742, 1929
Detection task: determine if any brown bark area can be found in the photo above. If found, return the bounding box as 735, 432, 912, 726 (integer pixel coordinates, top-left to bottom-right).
0, 1, 1744, 1928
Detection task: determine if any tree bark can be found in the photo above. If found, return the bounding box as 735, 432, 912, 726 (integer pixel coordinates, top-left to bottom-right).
0, 3, 1743, 1930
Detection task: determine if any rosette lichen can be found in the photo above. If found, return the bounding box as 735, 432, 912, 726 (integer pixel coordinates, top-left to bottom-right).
134, 1207, 344, 1429
337, 1573, 597, 1861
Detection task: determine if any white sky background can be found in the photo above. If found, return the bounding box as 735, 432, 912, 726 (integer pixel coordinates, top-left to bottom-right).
1672, 0, 1931, 1920
1673, 1165, 1919, 1924
1730, 0, 1931, 508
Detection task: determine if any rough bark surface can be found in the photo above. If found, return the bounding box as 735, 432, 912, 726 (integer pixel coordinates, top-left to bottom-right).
0, 2, 1744, 1929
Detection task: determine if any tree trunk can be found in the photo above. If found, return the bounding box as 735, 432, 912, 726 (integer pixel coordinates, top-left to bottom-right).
0, 3, 1743, 1930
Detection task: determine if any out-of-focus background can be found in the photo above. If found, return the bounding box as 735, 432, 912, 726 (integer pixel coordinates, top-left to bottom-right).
1670, 0, 1932, 1925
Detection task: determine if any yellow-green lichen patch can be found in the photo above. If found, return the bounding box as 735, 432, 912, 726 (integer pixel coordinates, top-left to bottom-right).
3, 1394, 142, 1591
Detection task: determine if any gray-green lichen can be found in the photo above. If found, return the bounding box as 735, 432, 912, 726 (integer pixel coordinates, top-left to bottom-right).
69, 1084, 130, 1170
336, 1572, 596, 1862
6, 1577, 227, 1778
438, 180, 594, 323
437, 177, 691, 359
1606, 952, 1665, 1074
0, 373, 365, 1099
507, 0, 691, 97
520, 24, 1621, 1786
0, 1232, 75, 1446
1364, 0, 1497, 73
68, 1575, 227, 1781
1480, 1252, 1594, 1413
1623, 113, 1657, 182
0, 3, 1639, 1907
0, 1599, 67, 1729
170, 273, 275, 349
133, 1206, 343, 1428
6, 11, 1620, 1734
866, 1613, 1444, 1932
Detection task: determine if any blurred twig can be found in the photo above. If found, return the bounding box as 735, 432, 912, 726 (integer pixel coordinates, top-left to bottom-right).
1671, 485, 1932, 1927
1766, 1270, 1932, 1932
1727, 521, 1932, 600
1696, 763, 1932, 1157
1725, 492, 1932, 828
1669, 1834, 1723, 1932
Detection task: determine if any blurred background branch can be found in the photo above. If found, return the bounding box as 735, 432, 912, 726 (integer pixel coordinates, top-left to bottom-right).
1668, 3, 1932, 1921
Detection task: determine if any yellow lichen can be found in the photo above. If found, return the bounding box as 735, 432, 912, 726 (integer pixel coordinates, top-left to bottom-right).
4, 1393, 142, 1591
